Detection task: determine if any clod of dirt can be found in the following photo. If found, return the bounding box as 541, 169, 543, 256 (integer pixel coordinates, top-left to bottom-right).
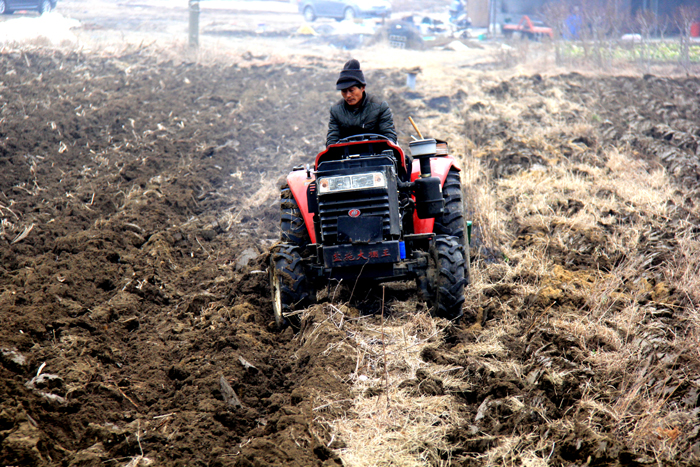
398, 368, 445, 396
0, 349, 27, 372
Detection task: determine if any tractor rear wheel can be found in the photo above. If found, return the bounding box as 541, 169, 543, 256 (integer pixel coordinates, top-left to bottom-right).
280, 183, 310, 247
417, 235, 466, 321
270, 244, 313, 330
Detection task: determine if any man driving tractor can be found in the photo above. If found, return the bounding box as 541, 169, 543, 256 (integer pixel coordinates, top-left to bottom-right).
326, 59, 397, 146
269, 58, 468, 330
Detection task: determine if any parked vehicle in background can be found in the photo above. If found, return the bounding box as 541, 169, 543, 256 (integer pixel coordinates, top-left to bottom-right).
502, 15, 553, 40
298, 0, 391, 22
0, 0, 56, 15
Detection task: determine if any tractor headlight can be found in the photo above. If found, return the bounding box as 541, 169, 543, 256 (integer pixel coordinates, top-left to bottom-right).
318, 172, 386, 194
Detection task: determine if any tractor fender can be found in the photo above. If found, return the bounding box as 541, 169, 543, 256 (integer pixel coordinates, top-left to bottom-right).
286, 170, 317, 244
411, 155, 461, 234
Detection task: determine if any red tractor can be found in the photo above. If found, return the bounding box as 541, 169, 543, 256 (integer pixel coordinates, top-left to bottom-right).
269, 134, 469, 329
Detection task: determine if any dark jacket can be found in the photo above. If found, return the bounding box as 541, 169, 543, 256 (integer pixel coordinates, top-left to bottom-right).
326, 92, 397, 147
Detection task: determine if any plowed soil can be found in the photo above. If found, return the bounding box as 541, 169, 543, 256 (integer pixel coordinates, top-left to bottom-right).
1, 31, 700, 467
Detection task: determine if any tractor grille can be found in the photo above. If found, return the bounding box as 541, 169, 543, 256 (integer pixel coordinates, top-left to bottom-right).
318, 190, 391, 244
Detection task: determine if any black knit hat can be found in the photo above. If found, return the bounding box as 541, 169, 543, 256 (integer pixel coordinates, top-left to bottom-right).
335, 59, 366, 90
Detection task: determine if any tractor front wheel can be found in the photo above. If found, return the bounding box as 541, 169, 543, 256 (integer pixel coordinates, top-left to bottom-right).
269, 244, 314, 330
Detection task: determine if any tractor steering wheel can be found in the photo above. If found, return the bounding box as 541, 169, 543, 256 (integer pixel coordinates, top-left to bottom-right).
338, 133, 391, 143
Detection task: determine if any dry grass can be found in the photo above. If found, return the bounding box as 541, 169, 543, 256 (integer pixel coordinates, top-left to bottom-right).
298, 67, 700, 464
396, 67, 700, 463
311, 307, 462, 467
330, 396, 457, 467
478, 122, 697, 461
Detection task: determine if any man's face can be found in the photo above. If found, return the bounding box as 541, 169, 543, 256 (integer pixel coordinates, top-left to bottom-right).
341, 85, 364, 107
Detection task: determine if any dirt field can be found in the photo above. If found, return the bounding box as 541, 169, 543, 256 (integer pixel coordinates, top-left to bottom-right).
1, 2, 700, 467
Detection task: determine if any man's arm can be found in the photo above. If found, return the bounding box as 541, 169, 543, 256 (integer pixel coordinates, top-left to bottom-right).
326, 108, 340, 147
378, 102, 397, 143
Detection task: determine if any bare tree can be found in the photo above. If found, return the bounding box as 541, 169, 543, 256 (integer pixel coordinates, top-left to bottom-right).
575, 0, 623, 69
542, 0, 573, 65
656, 13, 672, 40
674, 5, 700, 73
603, 0, 629, 68
635, 9, 657, 72
578, 1, 599, 63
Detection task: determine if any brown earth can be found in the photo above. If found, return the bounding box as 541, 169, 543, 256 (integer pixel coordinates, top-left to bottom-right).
0, 34, 700, 467
0, 47, 353, 467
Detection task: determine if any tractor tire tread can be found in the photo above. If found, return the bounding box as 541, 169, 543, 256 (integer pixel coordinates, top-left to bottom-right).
433, 236, 466, 320
270, 244, 313, 329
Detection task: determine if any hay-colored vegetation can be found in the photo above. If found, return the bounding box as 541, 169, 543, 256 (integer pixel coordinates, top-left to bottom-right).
308, 60, 700, 466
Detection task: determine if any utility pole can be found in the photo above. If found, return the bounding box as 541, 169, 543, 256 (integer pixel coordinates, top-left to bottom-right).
189, 0, 200, 48
488, 0, 498, 36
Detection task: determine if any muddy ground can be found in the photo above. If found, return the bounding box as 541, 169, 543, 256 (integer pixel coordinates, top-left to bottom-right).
1, 4, 700, 467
